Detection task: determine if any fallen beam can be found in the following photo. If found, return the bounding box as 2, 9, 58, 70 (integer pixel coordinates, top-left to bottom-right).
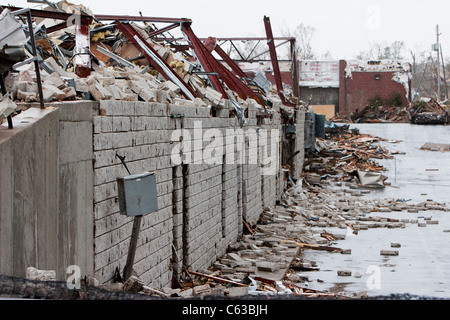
263, 16, 295, 107
116, 21, 196, 100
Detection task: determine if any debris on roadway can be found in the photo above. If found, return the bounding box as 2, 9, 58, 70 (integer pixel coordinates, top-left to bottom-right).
303, 123, 393, 187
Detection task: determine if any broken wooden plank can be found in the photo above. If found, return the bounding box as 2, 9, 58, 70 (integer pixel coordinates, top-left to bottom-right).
262, 285, 278, 295
243, 219, 254, 234
253, 276, 276, 285
290, 262, 320, 272
320, 231, 336, 241
281, 240, 342, 252
284, 282, 355, 299
186, 270, 248, 287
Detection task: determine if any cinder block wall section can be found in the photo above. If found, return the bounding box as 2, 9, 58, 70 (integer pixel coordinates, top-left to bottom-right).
259, 114, 282, 212
291, 108, 306, 179
0, 102, 95, 280
93, 100, 174, 288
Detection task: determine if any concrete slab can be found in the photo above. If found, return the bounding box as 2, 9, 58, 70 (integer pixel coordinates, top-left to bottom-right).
1, 107, 56, 130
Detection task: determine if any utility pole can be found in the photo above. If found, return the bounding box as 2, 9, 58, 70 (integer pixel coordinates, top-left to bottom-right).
440, 44, 448, 99
436, 24, 441, 101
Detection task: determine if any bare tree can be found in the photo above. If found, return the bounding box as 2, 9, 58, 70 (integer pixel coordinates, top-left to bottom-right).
321, 50, 333, 60
390, 40, 406, 60
355, 40, 406, 60
280, 22, 316, 60
356, 50, 371, 60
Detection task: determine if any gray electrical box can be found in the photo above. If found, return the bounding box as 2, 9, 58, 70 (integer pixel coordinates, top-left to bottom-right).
117, 172, 158, 216
284, 124, 296, 135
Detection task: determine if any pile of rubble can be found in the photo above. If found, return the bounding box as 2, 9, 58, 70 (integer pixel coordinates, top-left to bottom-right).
204, 179, 448, 295
162, 181, 448, 298
1, 1, 289, 126
410, 98, 449, 124
348, 104, 411, 123
332, 97, 449, 125
303, 125, 395, 187
6, 49, 235, 109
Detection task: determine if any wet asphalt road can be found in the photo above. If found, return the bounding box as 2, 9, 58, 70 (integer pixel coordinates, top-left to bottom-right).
351, 123, 450, 204
301, 123, 450, 299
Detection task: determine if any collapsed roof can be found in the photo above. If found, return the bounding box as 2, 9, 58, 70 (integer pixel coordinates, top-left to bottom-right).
0, 1, 299, 128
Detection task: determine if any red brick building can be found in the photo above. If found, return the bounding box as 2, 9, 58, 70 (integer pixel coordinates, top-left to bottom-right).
298, 60, 412, 116
338, 60, 412, 115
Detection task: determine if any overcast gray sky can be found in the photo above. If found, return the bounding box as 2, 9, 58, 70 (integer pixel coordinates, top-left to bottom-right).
8, 0, 450, 61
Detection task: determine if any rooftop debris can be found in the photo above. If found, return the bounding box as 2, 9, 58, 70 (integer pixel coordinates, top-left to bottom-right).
0, 8, 28, 74
349, 104, 411, 123
344, 60, 411, 78
0, 1, 297, 127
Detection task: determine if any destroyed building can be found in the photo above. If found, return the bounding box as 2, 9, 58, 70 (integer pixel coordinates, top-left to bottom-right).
298, 59, 412, 118
0, 2, 306, 290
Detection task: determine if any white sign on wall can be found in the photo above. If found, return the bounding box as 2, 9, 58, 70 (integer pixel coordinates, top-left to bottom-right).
299, 60, 339, 87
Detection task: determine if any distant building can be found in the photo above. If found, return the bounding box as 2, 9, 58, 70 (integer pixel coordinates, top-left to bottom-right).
298, 60, 412, 117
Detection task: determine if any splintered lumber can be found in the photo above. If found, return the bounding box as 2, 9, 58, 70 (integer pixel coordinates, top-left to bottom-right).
281, 240, 341, 252
253, 276, 276, 285
320, 231, 336, 241
283, 282, 354, 299
262, 285, 278, 295
243, 219, 254, 234
186, 270, 248, 287
142, 286, 169, 297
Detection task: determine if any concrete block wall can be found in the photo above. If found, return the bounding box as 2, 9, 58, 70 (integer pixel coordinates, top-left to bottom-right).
93, 100, 174, 288
172, 105, 227, 275
259, 113, 282, 212
0, 102, 94, 280
240, 106, 263, 226
92, 99, 289, 287
170, 103, 245, 275
292, 107, 306, 179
